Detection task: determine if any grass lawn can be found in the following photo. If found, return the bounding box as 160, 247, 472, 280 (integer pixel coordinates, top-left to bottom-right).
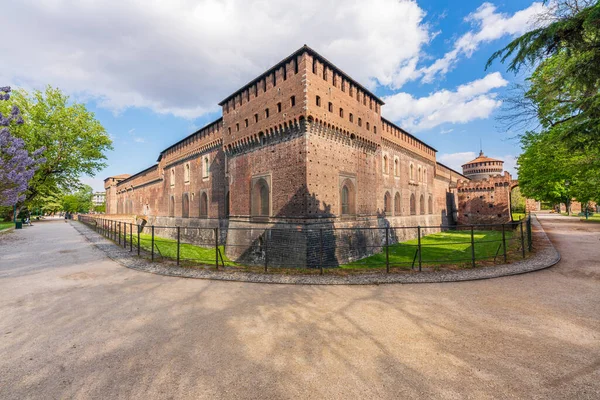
512, 212, 526, 221
119, 231, 238, 267
0, 222, 14, 231
342, 229, 516, 270
560, 212, 600, 222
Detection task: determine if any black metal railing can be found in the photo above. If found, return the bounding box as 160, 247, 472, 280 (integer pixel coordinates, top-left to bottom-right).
77, 214, 534, 274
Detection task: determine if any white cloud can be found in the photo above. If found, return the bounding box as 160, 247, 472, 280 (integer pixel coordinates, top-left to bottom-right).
383, 72, 508, 131
421, 2, 548, 83
133, 137, 145, 143
0, 0, 431, 118
437, 152, 477, 172
128, 128, 135, 135
437, 152, 518, 177
440, 128, 454, 134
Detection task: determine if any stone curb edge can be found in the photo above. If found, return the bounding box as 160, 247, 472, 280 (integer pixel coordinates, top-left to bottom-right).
71, 215, 560, 285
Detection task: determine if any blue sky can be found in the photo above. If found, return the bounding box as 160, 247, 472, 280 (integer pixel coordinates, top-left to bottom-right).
1, 0, 546, 192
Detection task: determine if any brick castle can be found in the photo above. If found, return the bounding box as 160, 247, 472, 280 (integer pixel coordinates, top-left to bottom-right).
104, 45, 521, 266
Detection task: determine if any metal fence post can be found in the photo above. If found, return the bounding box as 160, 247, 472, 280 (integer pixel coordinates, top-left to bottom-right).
130, 223, 133, 252
520, 220, 526, 258
215, 228, 219, 270
123, 222, 127, 249
385, 226, 390, 273
527, 217, 532, 252
470, 226, 476, 268
502, 223, 507, 263
137, 224, 140, 256
151, 226, 155, 262
264, 229, 269, 273
177, 226, 180, 266
118, 222, 121, 245
417, 226, 422, 272
319, 228, 324, 275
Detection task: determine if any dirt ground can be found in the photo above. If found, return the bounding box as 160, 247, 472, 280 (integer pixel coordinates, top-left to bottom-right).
0, 213, 598, 399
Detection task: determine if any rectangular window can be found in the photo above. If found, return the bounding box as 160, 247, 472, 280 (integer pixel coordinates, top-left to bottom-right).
328, 102, 333, 112
255, 84, 258, 97
265, 108, 269, 118
228, 127, 231, 135
254, 113, 259, 123
294, 58, 298, 74
341, 79, 346, 92
290, 96, 296, 107
323, 66, 327, 81
313, 58, 317, 74
373, 126, 377, 134
349, 113, 354, 123
333, 73, 337, 87
272, 72, 276, 87
236, 123, 239, 132
277, 102, 282, 113
245, 119, 249, 128
366, 122, 370, 131
358, 118, 362, 127
339, 108, 344, 118
247, 90, 250, 102
316, 96, 321, 107
283, 66, 287, 81
263, 79, 266, 92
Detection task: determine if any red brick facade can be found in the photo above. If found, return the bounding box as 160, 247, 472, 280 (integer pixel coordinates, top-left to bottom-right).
107, 46, 470, 266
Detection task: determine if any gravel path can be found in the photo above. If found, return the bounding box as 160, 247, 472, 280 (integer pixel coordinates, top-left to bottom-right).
71, 215, 559, 284
0, 214, 598, 399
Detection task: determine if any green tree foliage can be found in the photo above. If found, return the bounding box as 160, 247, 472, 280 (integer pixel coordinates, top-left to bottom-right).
489, 1, 600, 205
0, 86, 112, 207
510, 187, 526, 213
61, 185, 94, 213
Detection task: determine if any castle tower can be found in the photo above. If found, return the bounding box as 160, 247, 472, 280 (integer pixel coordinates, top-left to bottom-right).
461, 151, 504, 181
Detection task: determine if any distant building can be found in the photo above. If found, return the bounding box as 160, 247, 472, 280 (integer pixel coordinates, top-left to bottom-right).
92, 192, 106, 207
461, 151, 504, 181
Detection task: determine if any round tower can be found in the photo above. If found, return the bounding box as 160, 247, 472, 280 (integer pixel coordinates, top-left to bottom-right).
461, 151, 504, 181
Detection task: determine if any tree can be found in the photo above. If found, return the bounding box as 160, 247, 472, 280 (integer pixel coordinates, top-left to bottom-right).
488, 1, 600, 149
0, 86, 45, 207
489, 1, 600, 208
0, 86, 112, 207
61, 185, 94, 214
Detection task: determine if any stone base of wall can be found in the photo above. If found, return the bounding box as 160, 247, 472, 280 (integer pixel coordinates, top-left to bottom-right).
226, 214, 443, 268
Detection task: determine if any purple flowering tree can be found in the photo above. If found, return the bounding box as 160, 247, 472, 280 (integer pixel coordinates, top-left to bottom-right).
0, 86, 45, 208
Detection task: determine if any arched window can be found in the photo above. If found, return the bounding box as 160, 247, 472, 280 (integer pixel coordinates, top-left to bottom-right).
394, 192, 401, 216
394, 159, 399, 176
203, 157, 209, 178
252, 178, 270, 217
199, 192, 208, 218
383, 155, 388, 174
182, 193, 190, 218
420, 194, 425, 215
418, 167, 422, 182
428, 196, 433, 215
424, 168, 427, 183
410, 164, 414, 180
184, 164, 190, 183
170, 169, 175, 186
340, 179, 356, 215
384, 192, 391, 214
169, 196, 175, 217
410, 194, 416, 215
